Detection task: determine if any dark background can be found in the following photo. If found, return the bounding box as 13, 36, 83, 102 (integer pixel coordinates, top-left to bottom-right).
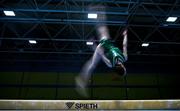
0, 0, 180, 99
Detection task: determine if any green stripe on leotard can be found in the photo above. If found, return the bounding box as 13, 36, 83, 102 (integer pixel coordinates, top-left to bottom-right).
100, 39, 126, 67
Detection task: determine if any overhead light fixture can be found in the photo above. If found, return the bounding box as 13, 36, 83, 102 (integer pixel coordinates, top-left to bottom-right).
86, 41, 94, 45
88, 13, 97, 19
142, 43, 149, 47
3, 11, 15, 16
29, 40, 37, 44
166, 17, 177, 22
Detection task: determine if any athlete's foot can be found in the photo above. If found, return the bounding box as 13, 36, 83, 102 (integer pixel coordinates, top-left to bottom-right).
75, 76, 88, 98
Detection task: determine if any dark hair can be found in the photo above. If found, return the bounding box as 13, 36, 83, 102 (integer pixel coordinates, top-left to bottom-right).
114, 64, 126, 76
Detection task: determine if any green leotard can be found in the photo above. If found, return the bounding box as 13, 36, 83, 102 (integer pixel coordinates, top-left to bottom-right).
100, 39, 126, 67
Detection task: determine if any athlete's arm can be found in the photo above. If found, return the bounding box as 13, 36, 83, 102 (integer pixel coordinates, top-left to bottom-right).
122, 29, 128, 61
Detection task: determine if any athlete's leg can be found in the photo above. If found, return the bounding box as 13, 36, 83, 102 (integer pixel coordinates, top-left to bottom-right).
97, 25, 110, 40
79, 47, 101, 82
90, 42, 112, 68
98, 46, 112, 68
75, 45, 102, 97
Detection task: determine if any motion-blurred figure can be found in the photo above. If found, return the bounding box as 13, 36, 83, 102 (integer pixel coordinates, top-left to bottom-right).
75, 24, 128, 97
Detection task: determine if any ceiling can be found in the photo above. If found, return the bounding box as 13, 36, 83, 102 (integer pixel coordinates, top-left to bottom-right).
0, 0, 180, 71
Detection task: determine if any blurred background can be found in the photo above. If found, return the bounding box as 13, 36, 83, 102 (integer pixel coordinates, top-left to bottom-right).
0, 0, 180, 99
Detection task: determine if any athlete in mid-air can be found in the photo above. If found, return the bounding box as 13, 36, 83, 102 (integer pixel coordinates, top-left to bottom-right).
75, 24, 128, 97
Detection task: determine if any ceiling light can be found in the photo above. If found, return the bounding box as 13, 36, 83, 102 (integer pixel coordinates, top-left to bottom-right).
3, 11, 15, 16
86, 41, 93, 45
88, 13, 97, 19
142, 43, 149, 47
29, 40, 37, 44
166, 17, 177, 22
